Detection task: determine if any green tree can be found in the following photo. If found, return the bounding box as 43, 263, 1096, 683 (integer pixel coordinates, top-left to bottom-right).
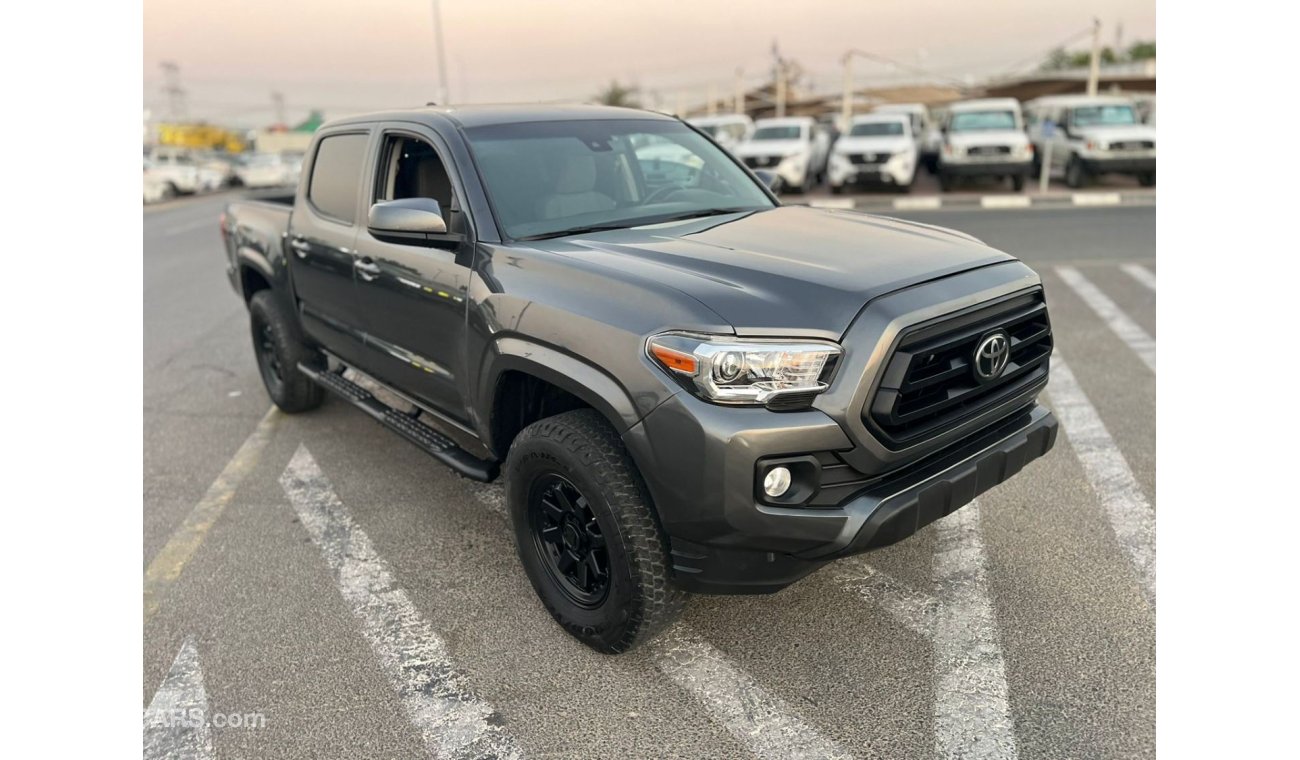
1128, 41, 1156, 61
593, 80, 640, 108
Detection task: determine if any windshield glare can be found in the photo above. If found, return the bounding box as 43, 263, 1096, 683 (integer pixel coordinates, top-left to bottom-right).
752, 125, 803, 140
1071, 104, 1138, 127
950, 110, 1018, 132
850, 122, 905, 137
465, 119, 773, 240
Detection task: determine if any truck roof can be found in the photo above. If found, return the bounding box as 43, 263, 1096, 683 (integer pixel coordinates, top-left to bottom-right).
1025, 94, 1137, 108
947, 98, 1022, 112
324, 103, 675, 130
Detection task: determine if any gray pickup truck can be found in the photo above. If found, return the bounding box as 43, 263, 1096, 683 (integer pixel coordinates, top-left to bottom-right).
221, 104, 1057, 653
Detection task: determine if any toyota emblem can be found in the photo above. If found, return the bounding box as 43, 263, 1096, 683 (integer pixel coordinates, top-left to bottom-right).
973, 331, 1010, 382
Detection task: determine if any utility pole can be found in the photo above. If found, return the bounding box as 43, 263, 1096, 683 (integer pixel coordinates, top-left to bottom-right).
430, 0, 451, 104
707, 84, 717, 117
775, 60, 787, 118
734, 68, 745, 115
272, 91, 286, 127
840, 53, 853, 132
1086, 17, 1102, 96
160, 61, 186, 121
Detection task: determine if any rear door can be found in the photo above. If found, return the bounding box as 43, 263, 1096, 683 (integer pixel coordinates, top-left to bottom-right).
349, 124, 476, 423
288, 128, 373, 367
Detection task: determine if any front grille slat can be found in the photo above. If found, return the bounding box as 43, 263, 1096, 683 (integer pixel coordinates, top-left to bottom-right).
866, 290, 1053, 447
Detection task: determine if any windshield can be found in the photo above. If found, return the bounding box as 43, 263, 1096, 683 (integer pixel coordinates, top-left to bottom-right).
752, 125, 803, 141
850, 122, 905, 137
465, 118, 774, 240
1071, 104, 1138, 127
949, 110, 1018, 132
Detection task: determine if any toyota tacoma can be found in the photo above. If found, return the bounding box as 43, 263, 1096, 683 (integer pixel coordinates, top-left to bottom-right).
221, 105, 1057, 654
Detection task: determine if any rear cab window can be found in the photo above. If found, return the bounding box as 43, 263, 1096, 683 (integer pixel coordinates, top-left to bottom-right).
307, 133, 370, 224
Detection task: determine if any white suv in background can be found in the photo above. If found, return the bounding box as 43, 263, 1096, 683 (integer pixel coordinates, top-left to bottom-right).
733, 116, 829, 193
688, 114, 755, 152
936, 98, 1034, 192
828, 113, 917, 194
1025, 94, 1156, 188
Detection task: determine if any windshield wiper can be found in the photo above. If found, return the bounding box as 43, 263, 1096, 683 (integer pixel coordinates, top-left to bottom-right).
517, 208, 760, 242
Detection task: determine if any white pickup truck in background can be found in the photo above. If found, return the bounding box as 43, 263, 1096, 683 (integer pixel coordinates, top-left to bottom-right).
935, 98, 1035, 192
828, 113, 917, 193
733, 116, 830, 193
688, 114, 755, 152
1025, 94, 1156, 188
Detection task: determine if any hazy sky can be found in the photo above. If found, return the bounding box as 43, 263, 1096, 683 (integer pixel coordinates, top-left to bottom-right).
143, 0, 1155, 126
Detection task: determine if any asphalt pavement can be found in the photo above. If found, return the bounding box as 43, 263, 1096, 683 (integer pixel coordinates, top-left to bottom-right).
144, 192, 1156, 759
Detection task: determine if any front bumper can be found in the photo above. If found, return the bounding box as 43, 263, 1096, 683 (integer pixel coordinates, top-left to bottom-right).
1081, 155, 1156, 174
939, 159, 1032, 177
628, 397, 1056, 594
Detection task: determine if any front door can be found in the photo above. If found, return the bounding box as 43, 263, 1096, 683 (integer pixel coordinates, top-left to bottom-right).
351, 128, 475, 423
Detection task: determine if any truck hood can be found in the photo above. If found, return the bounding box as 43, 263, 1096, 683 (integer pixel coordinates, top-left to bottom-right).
535, 206, 1012, 339
833, 136, 914, 155
948, 130, 1030, 149
1073, 124, 1156, 144
734, 140, 806, 159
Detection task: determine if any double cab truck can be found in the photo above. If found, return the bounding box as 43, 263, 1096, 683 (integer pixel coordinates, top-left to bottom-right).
732, 116, 831, 193
1025, 94, 1157, 188
828, 113, 918, 194
222, 105, 1058, 654
936, 98, 1035, 192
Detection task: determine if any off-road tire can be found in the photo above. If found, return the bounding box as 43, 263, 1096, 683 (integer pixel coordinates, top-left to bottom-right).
1065, 155, 1088, 188
1011, 173, 1025, 192
938, 171, 955, 192
1138, 171, 1156, 187
506, 409, 687, 654
248, 291, 324, 413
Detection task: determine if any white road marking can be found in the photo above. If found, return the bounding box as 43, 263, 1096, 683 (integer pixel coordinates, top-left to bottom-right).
145, 407, 280, 622
1072, 192, 1121, 206
980, 196, 1032, 209
893, 196, 942, 210
932, 501, 1018, 760
650, 627, 853, 760
1121, 263, 1157, 292
1055, 266, 1156, 372
1046, 353, 1156, 605
279, 445, 522, 760
833, 560, 938, 638
159, 217, 219, 237
144, 636, 215, 760
810, 198, 855, 209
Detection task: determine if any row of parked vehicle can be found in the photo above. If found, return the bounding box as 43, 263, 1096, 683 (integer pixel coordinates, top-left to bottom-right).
144, 147, 304, 203
688, 93, 1156, 194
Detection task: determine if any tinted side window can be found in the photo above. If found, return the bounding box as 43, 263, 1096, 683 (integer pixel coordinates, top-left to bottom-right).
308, 133, 369, 223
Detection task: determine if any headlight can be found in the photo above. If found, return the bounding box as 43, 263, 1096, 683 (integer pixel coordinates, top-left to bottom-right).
647, 333, 841, 407
779, 153, 806, 171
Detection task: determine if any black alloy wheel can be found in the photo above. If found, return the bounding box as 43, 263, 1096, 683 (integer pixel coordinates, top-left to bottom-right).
528, 473, 610, 608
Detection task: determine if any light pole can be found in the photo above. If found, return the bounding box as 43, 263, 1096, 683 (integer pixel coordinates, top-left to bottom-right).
1086, 17, 1102, 96
431, 0, 451, 104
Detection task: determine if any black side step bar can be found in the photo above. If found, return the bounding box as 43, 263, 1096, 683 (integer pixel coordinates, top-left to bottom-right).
298, 363, 499, 482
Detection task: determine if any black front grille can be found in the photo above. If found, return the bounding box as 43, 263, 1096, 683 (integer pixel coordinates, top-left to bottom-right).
849, 152, 891, 165
968, 145, 1011, 156
866, 290, 1052, 447
743, 155, 780, 168
1111, 140, 1154, 151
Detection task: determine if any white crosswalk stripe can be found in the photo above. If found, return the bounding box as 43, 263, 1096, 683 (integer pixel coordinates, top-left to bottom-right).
280, 445, 523, 760
1046, 352, 1157, 605
1056, 266, 1156, 372
1120, 263, 1157, 292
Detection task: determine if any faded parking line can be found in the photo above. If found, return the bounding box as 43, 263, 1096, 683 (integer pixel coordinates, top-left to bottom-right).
144, 636, 215, 760
650, 626, 853, 760
280, 445, 523, 760
1121, 263, 1157, 292
1056, 266, 1156, 372
144, 407, 280, 623
1047, 352, 1156, 605
834, 560, 938, 638
933, 502, 1018, 760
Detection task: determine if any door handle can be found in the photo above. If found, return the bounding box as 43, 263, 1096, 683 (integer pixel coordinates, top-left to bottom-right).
289, 238, 310, 258
354, 258, 381, 281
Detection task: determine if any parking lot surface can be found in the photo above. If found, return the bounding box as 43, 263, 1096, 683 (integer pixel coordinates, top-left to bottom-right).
144, 194, 1155, 759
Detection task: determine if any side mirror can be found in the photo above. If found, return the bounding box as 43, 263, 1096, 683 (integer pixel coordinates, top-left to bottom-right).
753, 169, 782, 192
368, 197, 448, 235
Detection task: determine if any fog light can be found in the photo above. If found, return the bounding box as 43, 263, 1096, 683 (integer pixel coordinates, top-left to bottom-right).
763, 466, 792, 498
